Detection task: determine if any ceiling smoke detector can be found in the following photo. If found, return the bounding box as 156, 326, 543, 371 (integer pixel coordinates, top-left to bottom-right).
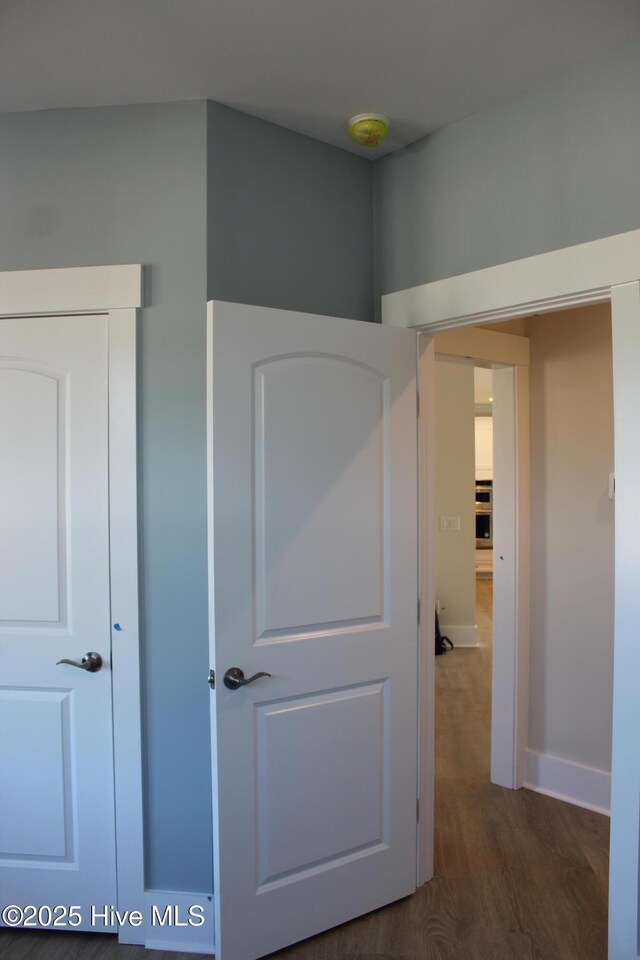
347, 114, 389, 147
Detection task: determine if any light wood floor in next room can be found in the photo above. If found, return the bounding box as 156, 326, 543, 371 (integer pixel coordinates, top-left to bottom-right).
0, 580, 609, 960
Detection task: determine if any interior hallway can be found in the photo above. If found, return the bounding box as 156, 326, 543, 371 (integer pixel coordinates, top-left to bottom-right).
0, 580, 609, 960
426, 579, 609, 959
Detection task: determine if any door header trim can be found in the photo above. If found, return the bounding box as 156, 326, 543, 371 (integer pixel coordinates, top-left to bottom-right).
0, 264, 143, 317
382, 228, 640, 330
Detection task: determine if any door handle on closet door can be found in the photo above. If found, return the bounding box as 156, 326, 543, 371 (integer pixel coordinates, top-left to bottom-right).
223, 667, 271, 690
56, 651, 103, 673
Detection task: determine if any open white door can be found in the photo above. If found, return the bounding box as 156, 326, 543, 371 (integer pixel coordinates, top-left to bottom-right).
207, 301, 419, 960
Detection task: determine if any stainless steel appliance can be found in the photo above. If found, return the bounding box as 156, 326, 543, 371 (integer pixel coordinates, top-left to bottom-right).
475, 480, 493, 548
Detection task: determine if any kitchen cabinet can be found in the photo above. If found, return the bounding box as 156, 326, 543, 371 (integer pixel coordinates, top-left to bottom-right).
475, 415, 493, 480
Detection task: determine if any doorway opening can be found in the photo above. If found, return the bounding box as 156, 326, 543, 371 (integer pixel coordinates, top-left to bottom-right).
431, 306, 614, 801
392, 228, 640, 954
474, 364, 494, 763
426, 304, 614, 957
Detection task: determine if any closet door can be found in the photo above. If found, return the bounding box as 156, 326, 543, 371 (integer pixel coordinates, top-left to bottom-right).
0, 314, 116, 930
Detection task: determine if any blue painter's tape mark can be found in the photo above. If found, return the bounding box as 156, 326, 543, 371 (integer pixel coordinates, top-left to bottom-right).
113, 623, 122, 631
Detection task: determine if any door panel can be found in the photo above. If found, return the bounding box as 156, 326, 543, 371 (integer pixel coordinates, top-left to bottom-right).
208, 302, 418, 960
255, 682, 387, 886
0, 367, 63, 622
0, 690, 73, 859
0, 315, 116, 930
254, 355, 386, 636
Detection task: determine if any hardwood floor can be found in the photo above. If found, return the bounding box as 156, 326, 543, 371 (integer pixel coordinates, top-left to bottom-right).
0, 929, 203, 960
0, 578, 609, 960
271, 579, 609, 959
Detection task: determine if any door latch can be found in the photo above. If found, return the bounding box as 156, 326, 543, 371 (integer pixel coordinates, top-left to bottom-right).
208, 669, 215, 689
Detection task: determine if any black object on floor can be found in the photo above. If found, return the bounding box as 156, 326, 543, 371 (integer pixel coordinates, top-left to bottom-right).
435, 610, 453, 655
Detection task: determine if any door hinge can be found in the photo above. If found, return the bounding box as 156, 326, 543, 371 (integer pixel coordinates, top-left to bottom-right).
417, 598, 421, 624
208, 669, 216, 689
416, 392, 420, 417
416, 798, 420, 822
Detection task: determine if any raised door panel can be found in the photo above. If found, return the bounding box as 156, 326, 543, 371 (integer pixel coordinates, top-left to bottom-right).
0, 366, 66, 624
255, 682, 387, 887
0, 690, 73, 860
255, 355, 387, 640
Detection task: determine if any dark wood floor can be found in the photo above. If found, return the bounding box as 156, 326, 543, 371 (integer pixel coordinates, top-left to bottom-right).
1, 579, 609, 960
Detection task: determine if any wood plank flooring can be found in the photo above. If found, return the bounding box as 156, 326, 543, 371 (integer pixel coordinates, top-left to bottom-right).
0, 579, 609, 960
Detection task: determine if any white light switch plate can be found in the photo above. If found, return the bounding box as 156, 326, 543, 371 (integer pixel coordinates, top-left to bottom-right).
440, 516, 461, 531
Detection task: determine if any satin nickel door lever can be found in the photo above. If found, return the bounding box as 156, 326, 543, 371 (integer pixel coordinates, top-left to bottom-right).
223, 667, 271, 690
56, 651, 103, 673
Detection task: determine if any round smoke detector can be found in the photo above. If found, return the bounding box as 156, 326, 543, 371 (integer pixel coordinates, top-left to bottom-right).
347, 114, 389, 147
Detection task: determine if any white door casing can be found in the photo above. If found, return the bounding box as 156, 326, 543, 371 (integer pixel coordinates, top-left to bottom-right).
490, 363, 530, 792
207, 301, 418, 960
0, 267, 143, 944
382, 228, 640, 960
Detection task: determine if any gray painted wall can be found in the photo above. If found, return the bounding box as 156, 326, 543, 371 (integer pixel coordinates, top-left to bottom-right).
1, 101, 212, 892
207, 101, 374, 321
1, 98, 379, 895
373, 37, 640, 310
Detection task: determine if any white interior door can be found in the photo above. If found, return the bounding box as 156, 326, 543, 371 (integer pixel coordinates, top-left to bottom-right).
0, 314, 116, 930
207, 301, 419, 960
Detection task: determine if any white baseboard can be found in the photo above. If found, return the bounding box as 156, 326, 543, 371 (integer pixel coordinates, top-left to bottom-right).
440, 624, 478, 648
524, 750, 611, 816
143, 891, 214, 955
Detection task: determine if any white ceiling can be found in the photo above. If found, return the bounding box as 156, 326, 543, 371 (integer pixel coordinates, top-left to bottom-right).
2, 0, 639, 157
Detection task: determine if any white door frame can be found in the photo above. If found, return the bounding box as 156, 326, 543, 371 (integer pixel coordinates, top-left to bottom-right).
384, 229, 640, 959
0, 265, 145, 945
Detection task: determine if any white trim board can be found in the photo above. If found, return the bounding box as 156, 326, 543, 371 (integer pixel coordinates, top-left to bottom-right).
107, 307, 144, 943
385, 229, 640, 960
382, 229, 640, 330
0, 264, 143, 316
439, 624, 478, 648
490, 364, 530, 793
0, 265, 145, 946
525, 751, 611, 817
416, 333, 436, 888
